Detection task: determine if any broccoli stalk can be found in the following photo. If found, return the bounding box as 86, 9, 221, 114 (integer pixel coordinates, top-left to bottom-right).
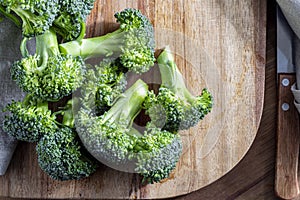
60, 28, 125, 59
11, 29, 86, 101
33, 28, 60, 69
2, 94, 56, 142
59, 8, 155, 73
157, 46, 198, 103
100, 79, 147, 128
154, 46, 213, 130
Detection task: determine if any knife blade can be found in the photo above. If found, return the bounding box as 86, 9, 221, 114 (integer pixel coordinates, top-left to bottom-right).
0, 17, 25, 175
275, 5, 300, 199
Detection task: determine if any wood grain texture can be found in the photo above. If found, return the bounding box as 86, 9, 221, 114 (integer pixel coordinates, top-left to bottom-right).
276, 74, 300, 199
0, 0, 266, 199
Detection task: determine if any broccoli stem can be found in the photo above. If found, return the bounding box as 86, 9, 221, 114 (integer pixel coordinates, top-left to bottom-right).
62, 107, 74, 128
10, 7, 41, 35
59, 29, 125, 60
19, 28, 60, 72
36, 101, 49, 111
102, 79, 148, 129
35, 29, 60, 68
61, 99, 77, 128
21, 94, 49, 111
157, 46, 196, 103
21, 94, 34, 107
0, 5, 21, 28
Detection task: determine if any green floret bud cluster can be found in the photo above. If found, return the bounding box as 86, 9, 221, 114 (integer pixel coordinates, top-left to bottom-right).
52, 0, 95, 41
3, 95, 55, 142
79, 59, 127, 115
180, 88, 213, 129
135, 129, 182, 184
11, 53, 86, 101
36, 126, 98, 181
114, 8, 155, 73
144, 88, 184, 133
3, 95, 98, 181
77, 113, 138, 166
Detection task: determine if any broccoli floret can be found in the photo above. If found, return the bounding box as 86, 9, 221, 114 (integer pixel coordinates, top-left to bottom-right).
144, 88, 184, 133
2, 94, 56, 142
76, 79, 147, 167
0, 0, 59, 37
11, 29, 86, 101
52, 0, 95, 41
145, 46, 213, 131
36, 99, 98, 181
59, 8, 155, 73
80, 58, 127, 115
76, 79, 182, 184
134, 126, 182, 184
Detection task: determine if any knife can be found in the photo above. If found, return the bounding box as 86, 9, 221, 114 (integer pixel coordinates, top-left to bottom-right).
0, 17, 25, 175
275, 6, 300, 199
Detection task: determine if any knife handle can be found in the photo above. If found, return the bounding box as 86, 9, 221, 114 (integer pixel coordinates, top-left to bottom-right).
275, 73, 300, 199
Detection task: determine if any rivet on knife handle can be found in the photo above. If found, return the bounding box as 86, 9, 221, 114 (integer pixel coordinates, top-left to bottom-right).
275, 74, 300, 199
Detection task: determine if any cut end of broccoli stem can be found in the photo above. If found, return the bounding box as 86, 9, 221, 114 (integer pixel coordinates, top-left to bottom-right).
156, 46, 174, 64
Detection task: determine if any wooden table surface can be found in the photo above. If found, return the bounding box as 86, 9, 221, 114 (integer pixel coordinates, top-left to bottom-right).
0, 0, 290, 199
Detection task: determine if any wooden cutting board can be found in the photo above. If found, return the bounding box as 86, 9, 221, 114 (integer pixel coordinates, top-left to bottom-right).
0, 0, 266, 199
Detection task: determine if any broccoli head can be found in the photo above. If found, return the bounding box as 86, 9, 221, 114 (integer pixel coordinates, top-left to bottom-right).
11, 29, 86, 101
36, 99, 98, 181
134, 126, 182, 184
80, 58, 127, 115
52, 0, 95, 41
144, 46, 213, 132
0, 0, 59, 37
2, 94, 56, 142
76, 79, 147, 167
59, 8, 155, 73
76, 79, 182, 184
144, 88, 184, 133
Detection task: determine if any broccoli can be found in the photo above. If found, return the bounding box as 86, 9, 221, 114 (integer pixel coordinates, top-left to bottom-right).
0, 0, 59, 37
134, 125, 182, 184
36, 99, 98, 181
76, 79, 182, 184
76, 79, 147, 167
52, 0, 95, 41
144, 88, 184, 132
144, 46, 213, 132
59, 8, 155, 73
80, 58, 127, 115
10, 29, 86, 101
2, 94, 56, 142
